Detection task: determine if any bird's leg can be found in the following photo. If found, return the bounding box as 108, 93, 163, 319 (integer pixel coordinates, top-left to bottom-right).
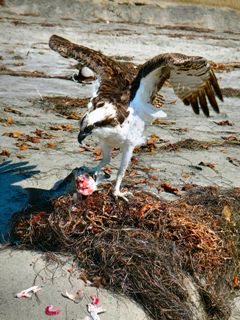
113, 145, 134, 201
92, 144, 111, 185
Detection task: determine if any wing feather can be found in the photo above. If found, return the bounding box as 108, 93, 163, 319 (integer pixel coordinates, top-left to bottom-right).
189, 96, 200, 115
49, 35, 136, 84
209, 70, 223, 101
130, 53, 223, 117
205, 83, 219, 113
198, 90, 209, 117
49, 35, 133, 125
49, 35, 116, 77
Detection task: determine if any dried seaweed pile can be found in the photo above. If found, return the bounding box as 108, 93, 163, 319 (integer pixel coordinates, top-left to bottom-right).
11, 186, 240, 320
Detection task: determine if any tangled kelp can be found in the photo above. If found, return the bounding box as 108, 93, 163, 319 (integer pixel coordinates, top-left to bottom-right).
11, 185, 240, 320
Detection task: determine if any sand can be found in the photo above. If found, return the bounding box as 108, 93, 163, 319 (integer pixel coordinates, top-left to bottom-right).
0, 0, 240, 319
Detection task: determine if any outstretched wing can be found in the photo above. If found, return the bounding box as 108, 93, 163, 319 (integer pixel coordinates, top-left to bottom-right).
49, 35, 164, 105
49, 34, 136, 85
49, 35, 136, 128
130, 53, 223, 117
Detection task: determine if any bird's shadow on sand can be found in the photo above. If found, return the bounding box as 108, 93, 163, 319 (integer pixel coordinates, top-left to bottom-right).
0, 160, 40, 242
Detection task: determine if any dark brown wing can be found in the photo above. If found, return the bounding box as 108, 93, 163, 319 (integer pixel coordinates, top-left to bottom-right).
49, 34, 135, 85
49, 35, 132, 125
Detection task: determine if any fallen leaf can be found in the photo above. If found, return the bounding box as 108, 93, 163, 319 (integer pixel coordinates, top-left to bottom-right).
0, 149, 10, 157
149, 175, 158, 181
181, 174, 190, 179
49, 124, 63, 130
33, 128, 43, 137
17, 154, 26, 159
127, 178, 146, 185
6, 117, 14, 125
127, 170, 137, 177
27, 136, 41, 143
198, 161, 216, 170
4, 106, 23, 115
141, 167, 160, 171
3, 131, 24, 138
131, 156, 139, 164
145, 134, 159, 153
94, 156, 102, 161
223, 205, 231, 222
133, 146, 141, 153
62, 124, 72, 131
153, 119, 176, 125
232, 276, 239, 289
139, 204, 155, 217
172, 127, 188, 133
147, 181, 155, 187
33, 129, 52, 139
49, 124, 72, 131
47, 142, 57, 148
181, 183, 198, 191
159, 182, 180, 196
103, 166, 112, 174
79, 146, 87, 152
222, 135, 240, 142
214, 120, 233, 126
147, 134, 159, 145
67, 113, 81, 120
19, 144, 29, 151
93, 149, 102, 156
211, 62, 226, 71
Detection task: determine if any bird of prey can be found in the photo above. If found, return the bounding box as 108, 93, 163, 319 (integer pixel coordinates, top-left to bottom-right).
49, 35, 223, 201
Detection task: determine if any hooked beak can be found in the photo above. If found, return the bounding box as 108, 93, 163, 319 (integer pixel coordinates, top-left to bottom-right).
78, 131, 89, 144
78, 126, 93, 144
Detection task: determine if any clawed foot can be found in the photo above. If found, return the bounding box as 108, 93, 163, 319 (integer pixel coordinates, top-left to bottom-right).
113, 190, 133, 202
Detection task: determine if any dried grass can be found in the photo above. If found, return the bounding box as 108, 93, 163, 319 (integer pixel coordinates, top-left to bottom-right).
11, 185, 240, 320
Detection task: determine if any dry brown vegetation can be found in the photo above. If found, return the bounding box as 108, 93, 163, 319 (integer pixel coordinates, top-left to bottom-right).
11, 185, 240, 320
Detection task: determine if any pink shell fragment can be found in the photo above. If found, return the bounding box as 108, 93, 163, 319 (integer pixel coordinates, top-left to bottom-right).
91, 295, 100, 305
75, 174, 97, 196
16, 286, 42, 298
45, 305, 61, 316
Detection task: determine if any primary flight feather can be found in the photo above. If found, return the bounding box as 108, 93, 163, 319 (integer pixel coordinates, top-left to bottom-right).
49, 35, 223, 200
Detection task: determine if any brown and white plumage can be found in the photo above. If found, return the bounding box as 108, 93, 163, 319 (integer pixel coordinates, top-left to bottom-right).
49, 35, 223, 200
130, 53, 223, 117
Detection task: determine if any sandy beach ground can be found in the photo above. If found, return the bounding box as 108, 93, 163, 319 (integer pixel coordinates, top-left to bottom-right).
0, 1, 240, 319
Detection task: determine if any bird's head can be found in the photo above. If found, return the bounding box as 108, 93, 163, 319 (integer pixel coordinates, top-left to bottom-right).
78, 101, 118, 144
78, 113, 94, 144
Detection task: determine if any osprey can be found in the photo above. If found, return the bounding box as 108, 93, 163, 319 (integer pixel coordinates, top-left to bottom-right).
49, 35, 223, 201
